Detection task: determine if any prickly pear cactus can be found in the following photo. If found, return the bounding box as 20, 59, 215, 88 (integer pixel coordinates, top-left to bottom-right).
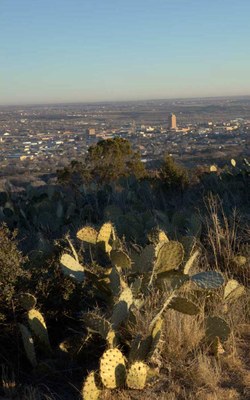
19, 323, 37, 367
205, 316, 231, 343
154, 241, 184, 274
168, 297, 199, 315
126, 361, 148, 390
84, 313, 111, 339
82, 371, 101, 400
99, 348, 126, 389
111, 287, 133, 329
110, 249, 131, 270
77, 226, 98, 244
190, 271, 224, 289
19, 293, 37, 311
27, 309, 51, 351
223, 279, 245, 302
132, 244, 156, 273
60, 253, 85, 282
147, 228, 169, 244
97, 222, 112, 244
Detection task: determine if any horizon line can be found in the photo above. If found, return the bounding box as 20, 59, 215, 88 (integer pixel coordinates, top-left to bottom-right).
1, 93, 250, 108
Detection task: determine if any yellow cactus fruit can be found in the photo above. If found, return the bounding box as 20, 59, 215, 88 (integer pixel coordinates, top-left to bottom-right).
99, 348, 126, 389
210, 165, 217, 172
126, 361, 148, 390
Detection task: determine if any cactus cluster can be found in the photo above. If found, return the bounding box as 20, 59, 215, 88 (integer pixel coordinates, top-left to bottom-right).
82, 347, 149, 399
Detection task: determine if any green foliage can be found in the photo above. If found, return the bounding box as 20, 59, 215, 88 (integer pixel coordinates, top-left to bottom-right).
159, 155, 189, 190
58, 138, 146, 186
0, 224, 25, 306
86, 138, 146, 183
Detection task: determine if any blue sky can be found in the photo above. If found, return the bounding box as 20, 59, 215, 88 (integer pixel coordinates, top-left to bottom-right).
1, 0, 250, 105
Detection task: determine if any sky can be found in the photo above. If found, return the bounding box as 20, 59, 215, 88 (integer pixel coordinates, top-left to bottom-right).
0, 0, 250, 105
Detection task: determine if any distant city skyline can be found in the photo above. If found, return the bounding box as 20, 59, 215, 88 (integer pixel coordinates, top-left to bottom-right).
1, 0, 250, 105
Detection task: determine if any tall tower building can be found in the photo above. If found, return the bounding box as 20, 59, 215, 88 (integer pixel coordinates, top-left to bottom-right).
168, 113, 177, 130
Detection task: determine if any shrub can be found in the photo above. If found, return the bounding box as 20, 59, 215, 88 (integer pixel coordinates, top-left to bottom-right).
0, 224, 25, 307
159, 155, 189, 190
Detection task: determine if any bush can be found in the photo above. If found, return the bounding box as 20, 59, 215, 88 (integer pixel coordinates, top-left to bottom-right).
159, 155, 189, 190
0, 224, 25, 308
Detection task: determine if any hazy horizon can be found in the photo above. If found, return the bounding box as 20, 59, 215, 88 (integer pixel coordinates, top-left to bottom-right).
1, 0, 250, 106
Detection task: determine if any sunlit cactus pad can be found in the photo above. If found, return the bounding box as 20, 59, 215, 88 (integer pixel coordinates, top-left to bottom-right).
99, 348, 126, 389
82, 371, 101, 400
126, 361, 148, 390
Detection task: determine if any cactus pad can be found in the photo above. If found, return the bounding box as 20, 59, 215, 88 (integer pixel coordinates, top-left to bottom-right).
134, 244, 156, 273
110, 250, 131, 270
19, 293, 37, 310
99, 348, 126, 389
154, 241, 184, 274
111, 287, 133, 329
168, 297, 199, 315
224, 279, 245, 302
205, 316, 231, 343
19, 323, 37, 367
82, 371, 101, 400
77, 226, 97, 244
97, 223, 112, 245
60, 253, 85, 282
28, 309, 51, 350
126, 361, 148, 390
190, 271, 224, 289
84, 313, 111, 339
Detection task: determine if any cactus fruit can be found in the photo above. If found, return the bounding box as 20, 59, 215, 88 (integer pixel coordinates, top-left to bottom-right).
19, 293, 37, 311
27, 309, 51, 351
111, 287, 133, 329
168, 297, 199, 315
77, 226, 98, 244
60, 253, 85, 282
190, 271, 224, 290
154, 241, 184, 274
19, 323, 37, 367
99, 348, 126, 389
82, 371, 101, 400
126, 361, 148, 390
210, 165, 217, 172
223, 279, 245, 302
205, 316, 231, 343
110, 250, 131, 270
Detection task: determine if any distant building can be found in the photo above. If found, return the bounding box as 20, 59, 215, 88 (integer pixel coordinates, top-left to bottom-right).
87, 128, 96, 136
168, 113, 177, 130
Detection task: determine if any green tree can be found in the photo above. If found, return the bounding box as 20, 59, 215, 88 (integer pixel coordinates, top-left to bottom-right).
58, 138, 146, 185
159, 155, 189, 190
